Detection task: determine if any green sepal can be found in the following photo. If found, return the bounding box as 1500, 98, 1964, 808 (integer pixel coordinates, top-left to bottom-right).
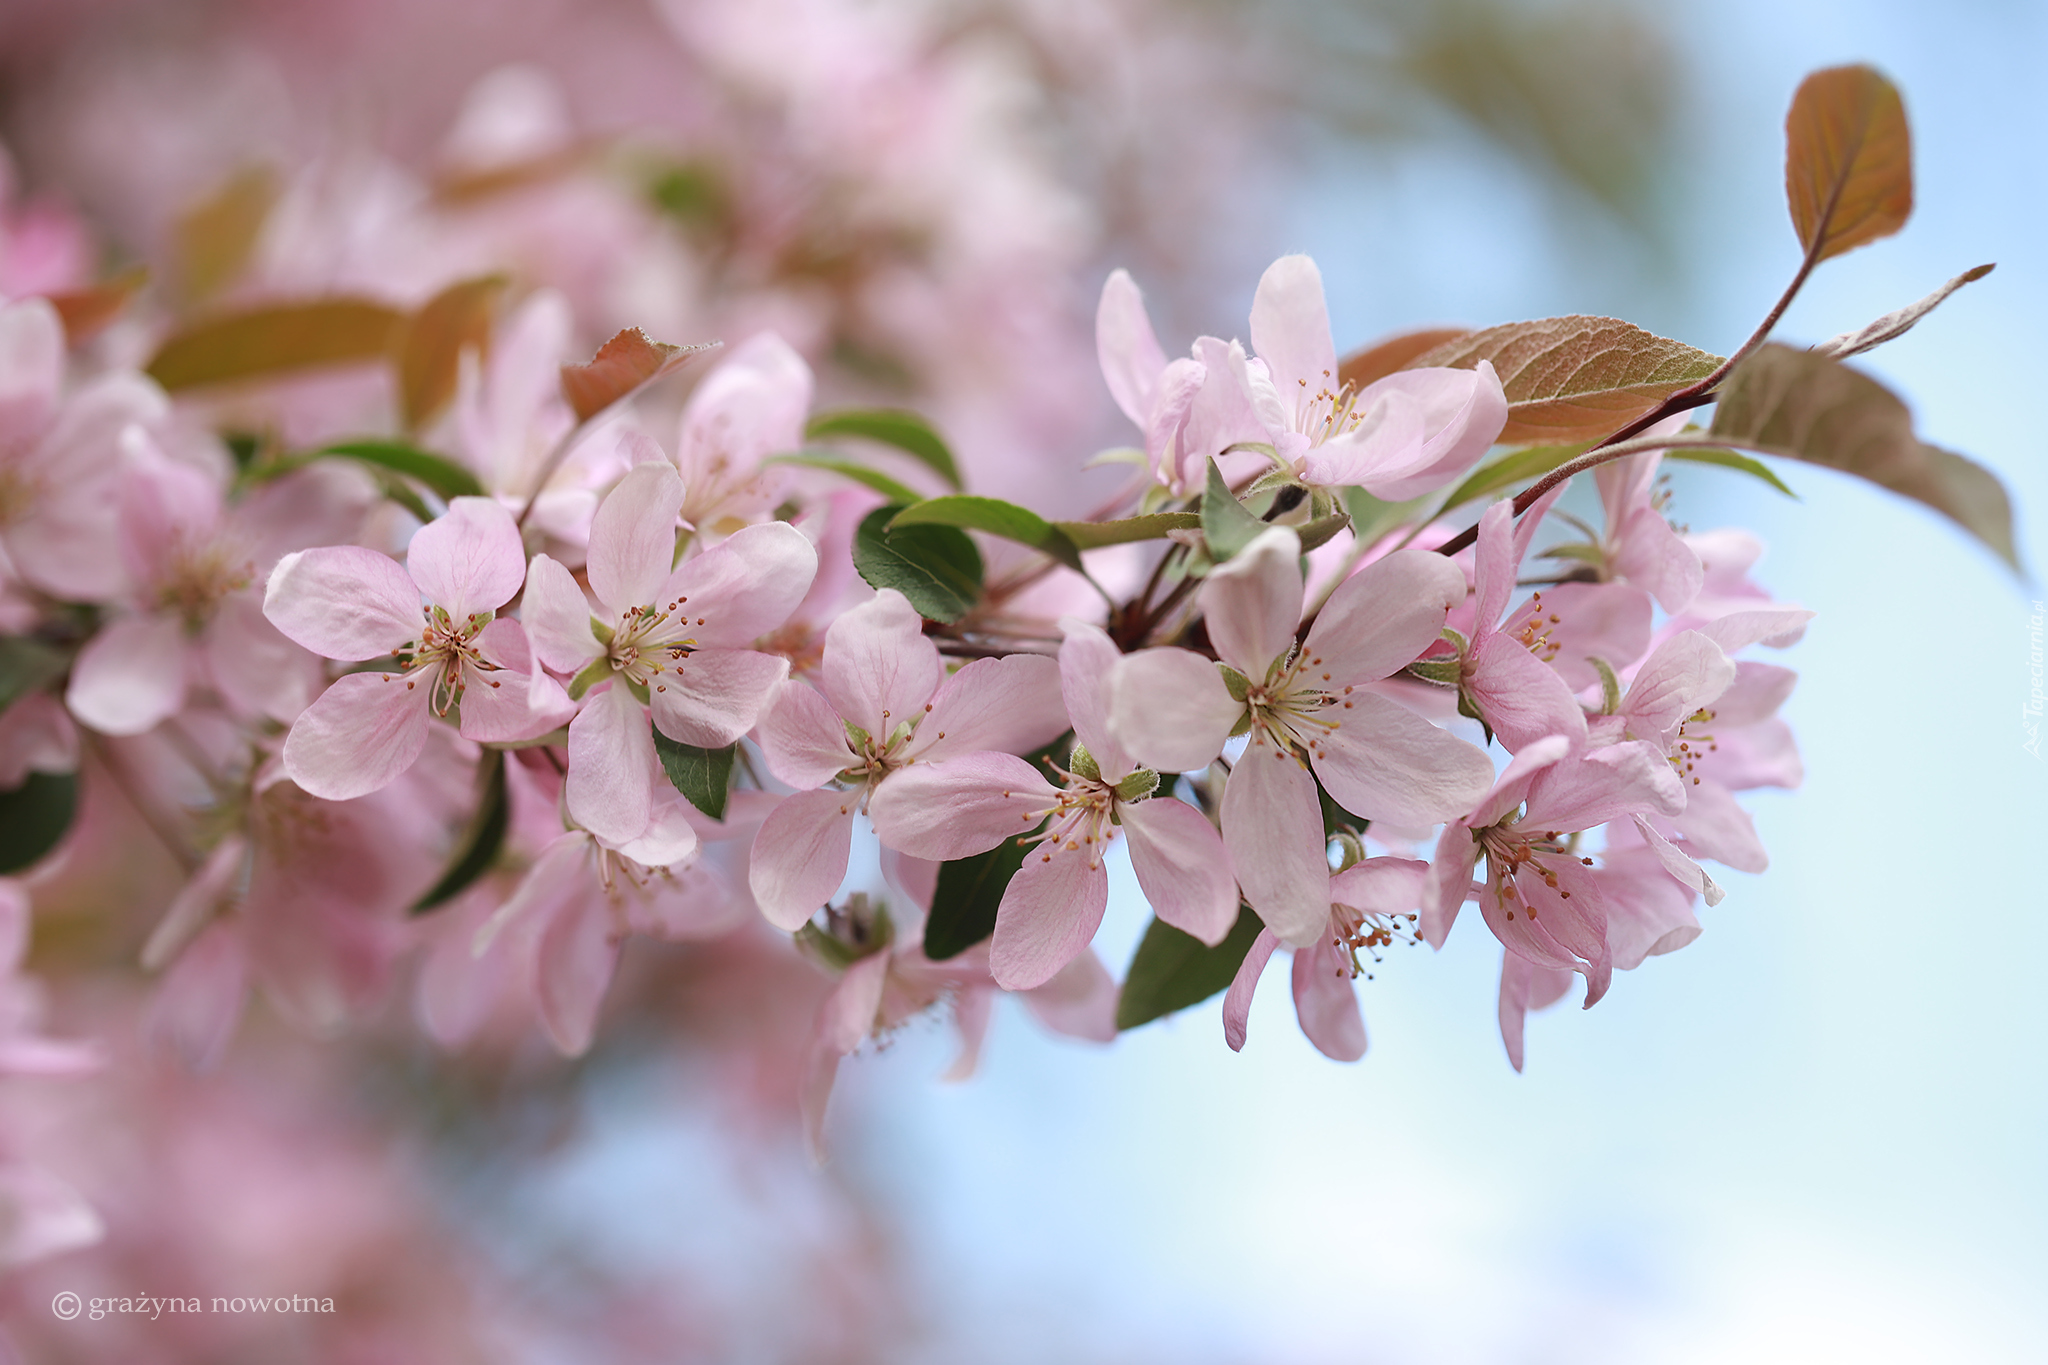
1068, 743, 1100, 782
1114, 769, 1159, 803
567, 658, 611, 701
1591, 656, 1623, 716
1218, 663, 1250, 703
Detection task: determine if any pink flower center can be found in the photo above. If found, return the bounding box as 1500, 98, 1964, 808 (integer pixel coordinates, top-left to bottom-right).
1669, 708, 1718, 787
1326, 899, 1420, 980
1474, 824, 1592, 924
607, 598, 698, 689
1013, 772, 1118, 872
1245, 647, 1350, 760
390, 606, 499, 717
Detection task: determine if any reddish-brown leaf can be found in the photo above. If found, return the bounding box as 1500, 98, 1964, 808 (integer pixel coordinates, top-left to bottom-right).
394, 275, 507, 430
146, 299, 407, 392
560, 329, 713, 423
46, 267, 149, 344
1710, 344, 2016, 570
173, 165, 278, 303
1784, 65, 1913, 264
1337, 327, 1470, 393
1407, 316, 1721, 443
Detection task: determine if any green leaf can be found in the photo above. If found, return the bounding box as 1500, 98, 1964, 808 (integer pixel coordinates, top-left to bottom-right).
1709, 344, 2018, 570
1661, 447, 1797, 497
1409, 317, 1722, 444
1342, 487, 1433, 550
890, 495, 1082, 570
0, 771, 77, 875
654, 732, 735, 821
1202, 461, 1267, 562
313, 440, 486, 501
0, 638, 69, 712
851, 504, 984, 623
806, 408, 962, 490
1053, 512, 1200, 550
146, 298, 407, 391
923, 832, 1033, 961
1115, 905, 1265, 1031
764, 451, 924, 505
412, 749, 510, 914
1440, 442, 1590, 512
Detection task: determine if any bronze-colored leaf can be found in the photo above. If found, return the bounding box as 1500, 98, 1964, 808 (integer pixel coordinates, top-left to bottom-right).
1408, 316, 1721, 443
1813, 264, 1993, 361
146, 299, 408, 392
394, 275, 507, 430
1710, 344, 2016, 570
1784, 65, 1913, 264
173, 165, 278, 303
1337, 327, 1469, 393
46, 267, 148, 343
560, 329, 714, 424
432, 142, 598, 205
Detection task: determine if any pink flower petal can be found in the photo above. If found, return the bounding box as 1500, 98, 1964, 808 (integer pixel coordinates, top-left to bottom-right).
1222, 927, 1281, 1051
1497, 950, 1576, 1072
1310, 689, 1494, 827
1534, 581, 1654, 694
1122, 795, 1238, 946
1107, 646, 1243, 774
818, 589, 942, 739
458, 619, 564, 743
1328, 857, 1430, 916
64, 613, 189, 736
143, 919, 248, 1073
1220, 735, 1329, 947
537, 892, 620, 1057
989, 842, 1109, 990
1353, 363, 1508, 502
868, 752, 1058, 861
406, 496, 526, 618
1200, 526, 1303, 679
1249, 254, 1337, 398
265, 545, 422, 661
649, 646, 789, 747
116, 427, 222, 588
1420, 823, 1480, 949
1305, 548, 1469, 685
656, 519, 817, 648
1020, 949, 1119, 1042
757, 679, 857, 789
1096, 268, 1169, 429
1624, 631, 1735, 739
916, 651, 1068, 764
801, 950, 890, 1163
0, 298, 61, 447
1291, 933, 1366, 1061
1466, 632, 1589, 752
204, 592, 320, 723
566, 681, 655, 845
520, 553, 603, 673
587, 460, 685, 612
281, 669, 431, 800
748, 788, 859, 931
1051, 619, 1131, 776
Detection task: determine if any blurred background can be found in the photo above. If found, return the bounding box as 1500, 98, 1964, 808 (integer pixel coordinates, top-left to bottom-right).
0, 0, 2041, 1360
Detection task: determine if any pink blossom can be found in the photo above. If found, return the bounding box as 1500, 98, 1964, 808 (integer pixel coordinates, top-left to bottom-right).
671, 332, 814, 536
0, 297, 166, 600
1109, 526, 1492, 946
797, 891, 1115, 1161
522, 460, 817, 845
265, 496, 571, 800
1221, 856, 1428, 1062
1423, 733, 1686, 1004
869, 619, 1238, 989
1592, 426, 1705, 614
749, 589, 1067, 931
1240, 255, 1507, 499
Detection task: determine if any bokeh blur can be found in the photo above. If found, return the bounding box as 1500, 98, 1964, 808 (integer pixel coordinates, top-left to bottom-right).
0, 0, 2040, 1360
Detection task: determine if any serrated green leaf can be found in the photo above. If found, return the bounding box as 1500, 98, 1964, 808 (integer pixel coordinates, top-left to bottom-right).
314, 440, 487, 501
1709, 344, 2017, 570
851, 504, 984, 623
1116, 905, 1265, 1030
654, 732, 735, 821
0, 771, 77, 875
765, 451, 924, 505
890, 495, 1082, 570
807, 408, 962, 490
1661, 447, 1797, 498
1053, 512, 1201, 550
1202, 461, 1267, 562
412, 749, 509, 914
0, 639, 68, 712
1440, 442, 1590, 512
